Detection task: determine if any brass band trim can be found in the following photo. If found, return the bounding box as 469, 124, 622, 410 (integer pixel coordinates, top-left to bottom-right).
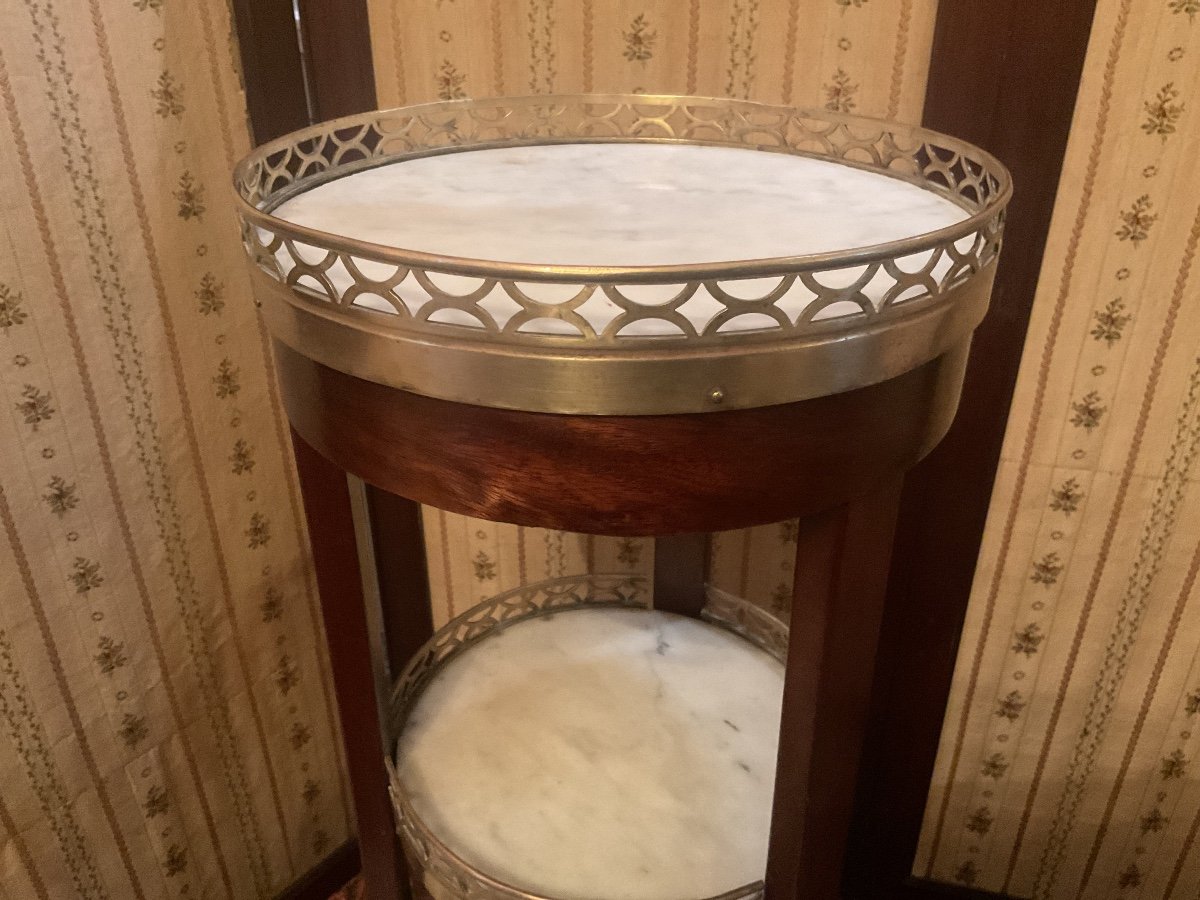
254, 262, 994, 415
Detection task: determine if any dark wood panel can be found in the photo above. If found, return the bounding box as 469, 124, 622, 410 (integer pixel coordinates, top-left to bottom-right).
229, 0, 311, 144
364, 486, 434, 679
276, 838, 359, 900
291, 433, 408, 900
652, 533, 708, 618
276, 340, 967, 536
229, 0, 376, 146
899, 878, 1017, 900
297, 0, 378, 118
845, 1, 1101, 896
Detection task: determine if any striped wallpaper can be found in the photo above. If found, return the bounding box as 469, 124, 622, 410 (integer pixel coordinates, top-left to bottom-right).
0, 1, 349, 896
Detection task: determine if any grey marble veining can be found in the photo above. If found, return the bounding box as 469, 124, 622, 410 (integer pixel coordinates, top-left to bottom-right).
396, 608, 785, 900
276, 143, 967, 266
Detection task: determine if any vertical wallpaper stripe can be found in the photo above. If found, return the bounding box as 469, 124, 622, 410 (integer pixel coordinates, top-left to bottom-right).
885, 0, 914, 119
200, 0, 353, 835
1, 34, 223, 899
0, 782, 48, 900
88, 0, 287, 883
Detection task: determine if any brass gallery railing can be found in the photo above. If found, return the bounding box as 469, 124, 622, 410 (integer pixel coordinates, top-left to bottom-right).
233, 94, 1010, 415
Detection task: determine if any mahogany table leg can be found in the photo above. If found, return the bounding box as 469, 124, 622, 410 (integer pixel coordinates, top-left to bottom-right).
652, 532, 709, 618
765, 479, 905, 899
291, 431, 409, 900
362, 486, 434, 679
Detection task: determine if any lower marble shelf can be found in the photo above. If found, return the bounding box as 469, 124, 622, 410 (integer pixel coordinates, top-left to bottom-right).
386, 575, 786, 900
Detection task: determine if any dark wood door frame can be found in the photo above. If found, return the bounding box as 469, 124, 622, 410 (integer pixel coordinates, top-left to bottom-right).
230, 1, 1100, 897
292, 0, 377, 120
845, 1, 1100, 897
229, 0, 311, 146
232, 0, 377, 144
230, 2, 381, 897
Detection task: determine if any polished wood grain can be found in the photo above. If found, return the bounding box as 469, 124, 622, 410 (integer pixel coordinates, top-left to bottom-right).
363, 486, 434, 679
291, 433, 408, 900
278, 838, 359, 900
277, 331, 968, 897
767, 480, 903, 899
276, 340, 967, 537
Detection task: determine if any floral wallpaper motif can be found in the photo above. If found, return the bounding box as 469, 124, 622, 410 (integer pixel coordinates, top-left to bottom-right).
622, 14, 657, 64
0, 0, 348, 896
917, 0, 1200, 896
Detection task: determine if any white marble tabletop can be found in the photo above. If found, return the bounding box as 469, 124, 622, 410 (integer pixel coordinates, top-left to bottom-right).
272, 143, 970, 336
395, 608, 785, 899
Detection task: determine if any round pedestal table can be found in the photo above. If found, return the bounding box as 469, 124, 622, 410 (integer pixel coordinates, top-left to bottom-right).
232, 95, 1010, 900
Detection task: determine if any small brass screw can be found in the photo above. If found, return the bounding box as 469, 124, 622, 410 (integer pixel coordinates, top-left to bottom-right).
708, 387, 725, 404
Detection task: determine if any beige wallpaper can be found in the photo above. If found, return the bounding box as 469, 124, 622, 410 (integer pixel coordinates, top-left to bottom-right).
366, 0, 939, 625
368, 0, 933, 116
916, 0, 1200, 896
14, 2, 1197, 898
0, 0, 349, 897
